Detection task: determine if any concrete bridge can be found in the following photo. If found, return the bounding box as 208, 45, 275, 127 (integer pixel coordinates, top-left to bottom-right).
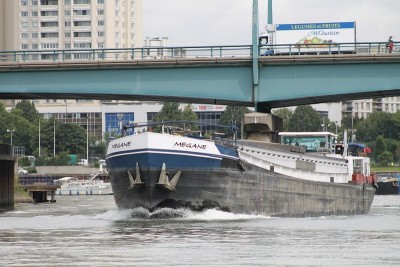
1, 44, 400, 112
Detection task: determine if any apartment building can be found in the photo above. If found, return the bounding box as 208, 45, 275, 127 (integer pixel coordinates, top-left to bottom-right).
0, 0, 143, 53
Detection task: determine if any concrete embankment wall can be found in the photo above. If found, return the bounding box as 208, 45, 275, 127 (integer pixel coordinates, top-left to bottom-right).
0, 144, 15, 210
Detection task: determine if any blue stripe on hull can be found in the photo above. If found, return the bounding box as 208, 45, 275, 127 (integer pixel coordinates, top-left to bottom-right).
107, 151, 225, 170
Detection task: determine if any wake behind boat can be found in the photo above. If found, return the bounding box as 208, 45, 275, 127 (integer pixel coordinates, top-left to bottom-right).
106, 112, 377, 217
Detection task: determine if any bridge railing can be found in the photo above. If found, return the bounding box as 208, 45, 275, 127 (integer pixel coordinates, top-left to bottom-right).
260, 42, 400, 56
0, 42, 398, 63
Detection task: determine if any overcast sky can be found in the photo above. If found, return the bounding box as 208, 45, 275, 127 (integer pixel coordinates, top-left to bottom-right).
143, 0, 398, 46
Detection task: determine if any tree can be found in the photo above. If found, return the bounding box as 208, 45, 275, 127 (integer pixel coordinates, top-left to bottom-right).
220, 106, 251, 138
154, 102, 181, 122
153, 102, 182, 132
30, 119, 86, 157
0, 102, 12, 144
57, 123, 87, 155
181, 104, 198, 131
373, 135, 386, 162
355, 111, 394, 142
288, 105, 322, 132
272, 108, 293, 131
14, 100, 39, 124
377, 151, 394, 166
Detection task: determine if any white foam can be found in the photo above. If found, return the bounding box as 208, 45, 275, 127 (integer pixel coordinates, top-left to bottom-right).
94, 207, 268, 221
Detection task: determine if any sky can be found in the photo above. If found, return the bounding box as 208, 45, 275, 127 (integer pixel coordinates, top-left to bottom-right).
143, 0, 399, 46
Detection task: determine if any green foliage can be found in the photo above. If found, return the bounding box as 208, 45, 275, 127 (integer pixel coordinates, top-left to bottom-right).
14, 100, 40, 123
355, 111, 395, 142
19, 157, 31, 167
377, 151, 394, 166
373, 135, 386, 162
36, 151, 70, 166
272, 108, 293, 131
153, 102, 199, 133
154, 102, 181, 122
288, 105, 322, 132
57, 123, 87, 154
181, 104, 199, 131
220, 106, 251, 137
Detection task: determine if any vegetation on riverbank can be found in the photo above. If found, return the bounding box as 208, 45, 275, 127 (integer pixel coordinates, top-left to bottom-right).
14, 178, 31, 203
371, 166, 400, 173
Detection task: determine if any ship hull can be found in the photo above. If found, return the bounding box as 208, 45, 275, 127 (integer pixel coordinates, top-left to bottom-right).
108, 160, 375, 217
106, 132, 375, 217
375, 181, 399, 195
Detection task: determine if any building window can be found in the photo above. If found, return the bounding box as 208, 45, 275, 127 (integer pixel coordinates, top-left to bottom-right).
21, 11, 29, 17
98, 9, 104, 15
41, 21, 59, 27
98, 42, 105, 48
21, 0, 28, 6
366, 103, 370, 110
21, 33, 29, 39
65, 21, 71, 27
73, 0, 91, 4
98, 31, 104, 37
32, 44, 38, 49
65, 10, 71, 16
21, 22, 29, 28
97, 0, 104, 3
74, 42, 92, 48
32, 11, 38, 17
73, 9, 91, 16
74, 21, 91, 27
73, 32, 91, 37
21, 44, 29, 49
98, 20, 104, 26
65, 32, 71, 37
32, 0, 38, 5
41, 32, 59, 38
32, 32, 38, 38
40, 11, 59, 16
32, 22, 38, 27
105, 113, 134, 135
41, 43, 59, 49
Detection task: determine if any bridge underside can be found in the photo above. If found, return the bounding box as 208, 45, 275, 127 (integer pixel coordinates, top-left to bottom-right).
1, 55, 400, 110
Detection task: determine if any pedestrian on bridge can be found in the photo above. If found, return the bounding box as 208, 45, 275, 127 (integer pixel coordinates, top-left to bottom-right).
386, 36, 394, 53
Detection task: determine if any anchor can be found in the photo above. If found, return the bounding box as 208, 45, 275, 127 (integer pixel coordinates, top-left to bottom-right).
127, 162, 145, 189
156, 163, 181, 191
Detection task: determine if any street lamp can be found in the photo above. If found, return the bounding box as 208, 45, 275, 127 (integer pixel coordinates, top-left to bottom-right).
64, 99, 68, 123
6, 129, 14, 145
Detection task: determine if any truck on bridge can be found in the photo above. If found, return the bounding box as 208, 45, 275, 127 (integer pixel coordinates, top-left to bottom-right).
260, 21, 357, 56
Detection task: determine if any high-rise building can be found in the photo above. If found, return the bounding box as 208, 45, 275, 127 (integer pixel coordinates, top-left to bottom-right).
0, 0, 143, 53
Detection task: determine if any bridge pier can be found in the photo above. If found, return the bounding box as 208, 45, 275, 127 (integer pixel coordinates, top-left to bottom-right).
0, 144, 15, 211
23, 184, 59, 203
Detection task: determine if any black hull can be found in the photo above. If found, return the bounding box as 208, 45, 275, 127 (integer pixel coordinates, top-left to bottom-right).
376, 181, 399, 195
109, 161, 375, 217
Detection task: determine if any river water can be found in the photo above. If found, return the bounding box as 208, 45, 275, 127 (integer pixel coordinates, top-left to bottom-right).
1, 195, 399, 266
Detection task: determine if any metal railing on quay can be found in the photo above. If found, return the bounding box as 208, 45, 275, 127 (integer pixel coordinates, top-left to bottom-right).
0, 42, 398, 63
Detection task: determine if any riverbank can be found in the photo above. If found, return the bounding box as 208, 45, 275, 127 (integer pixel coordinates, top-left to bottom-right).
14, 183, 31, 203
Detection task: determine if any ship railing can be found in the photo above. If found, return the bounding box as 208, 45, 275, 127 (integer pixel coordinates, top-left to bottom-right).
121, 120, 238, 145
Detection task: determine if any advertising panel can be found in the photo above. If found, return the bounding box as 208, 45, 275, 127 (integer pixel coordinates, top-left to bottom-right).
274, 22, 356, 54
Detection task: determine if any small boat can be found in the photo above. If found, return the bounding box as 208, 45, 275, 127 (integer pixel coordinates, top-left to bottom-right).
376, 176, 399, 195
55, 176, 113, 195
106, 112, 376, 217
